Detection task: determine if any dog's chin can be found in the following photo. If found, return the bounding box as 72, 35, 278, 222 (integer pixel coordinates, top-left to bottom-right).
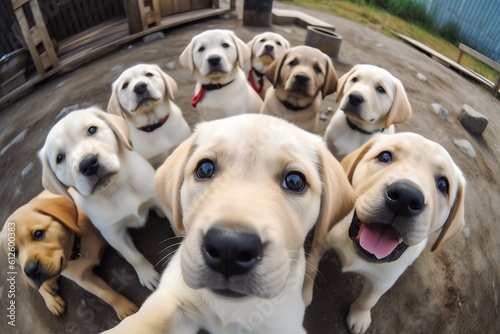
133, 98, 160, 113
211, 288, 249, 299
348, 210, 408, 263
258, 53, 275, 65
89, 172, 117, 193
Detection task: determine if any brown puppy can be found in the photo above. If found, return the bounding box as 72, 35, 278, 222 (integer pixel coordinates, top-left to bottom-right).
0, 191, 138, 319
260, 45, 338, 132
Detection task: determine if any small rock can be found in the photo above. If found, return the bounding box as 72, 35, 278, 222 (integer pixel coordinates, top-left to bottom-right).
56, 104, 79, 121
21, 162, 34, 178
416, 72, 428, 83
1, 129, 28, 156
111, 65, 124, 73
376, 43, 384, 47
142, 32, 165, 43
453, 138, 476, 158
462, 225, 470, 238
143, 49, 159, 54
165, 61, 176, 71
14, 186, 22, 197
431, 103, 448, 120
326, 106, 333, 114
56, 80, 66, 89
283, 28, 293, 34
320, 112, 328, 121
459, 104, 488, 136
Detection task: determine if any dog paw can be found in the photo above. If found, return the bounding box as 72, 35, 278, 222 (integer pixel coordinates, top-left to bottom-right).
45, 294, 66, 316
347, 306, 371, 334
136, 265, 160, 291
114, 299, 139, 320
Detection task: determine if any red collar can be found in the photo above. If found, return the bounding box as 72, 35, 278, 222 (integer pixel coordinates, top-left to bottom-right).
137, 114, 170, 133
191, 81, 234, 107
248, 68, 265, 93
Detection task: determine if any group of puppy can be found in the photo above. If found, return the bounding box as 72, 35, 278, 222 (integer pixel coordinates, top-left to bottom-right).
0, 29, 466, 334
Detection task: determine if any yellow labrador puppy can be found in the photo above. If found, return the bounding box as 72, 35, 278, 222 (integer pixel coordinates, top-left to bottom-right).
179, 29, 263, 121
102, 114, 354, 334
246, 32, 290, 99
304, 133, 466, 334
0, 191, 138, 319
39, 107, 165, 291
107, 64, 191, 168
261, 45, 338, 133
324, 64, 412, 160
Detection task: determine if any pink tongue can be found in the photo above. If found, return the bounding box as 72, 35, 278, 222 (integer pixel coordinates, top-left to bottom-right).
359, 224, 400, 260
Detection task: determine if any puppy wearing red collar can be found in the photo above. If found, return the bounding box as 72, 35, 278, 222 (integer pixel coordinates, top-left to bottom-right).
108, 64, 191, 168
247, 32, 290, 99
180, 29, 263, 121
0, 191, 138, 320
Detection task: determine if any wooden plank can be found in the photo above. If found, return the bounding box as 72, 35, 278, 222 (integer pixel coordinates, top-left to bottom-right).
459, 43, 500, 72
160, 0, 174, 16
272, 8, 334, 29
81, 0, 95, 27
30, 0, 58, 66
67, 0, 82, 33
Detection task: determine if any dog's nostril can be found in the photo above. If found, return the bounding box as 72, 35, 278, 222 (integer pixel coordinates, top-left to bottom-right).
208, 56, 221, 66
24, 261, 41, 279
387, 188, 400, 201
133, 82, 148, 95
348, 93, 365, 106
295, 73, 310, 83
79, 154, 100, 176
410, 200, 423, 211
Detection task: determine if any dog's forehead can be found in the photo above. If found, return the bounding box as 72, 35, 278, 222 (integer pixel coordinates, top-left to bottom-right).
194, 30, 234, 47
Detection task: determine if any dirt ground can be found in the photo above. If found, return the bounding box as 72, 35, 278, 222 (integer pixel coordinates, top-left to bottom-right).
1, 1, 499, 333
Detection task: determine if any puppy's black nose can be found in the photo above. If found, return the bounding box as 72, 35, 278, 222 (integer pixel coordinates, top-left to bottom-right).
208, 55, 221, 66
202, 228, 263, 278
294, 72, 310, 84
385, 182, 425, 217
79, 154, 99, 176
134, 82, 148, 95
348, 93, 365, 106
24, 261, 41, 279
264, 44, 274, 52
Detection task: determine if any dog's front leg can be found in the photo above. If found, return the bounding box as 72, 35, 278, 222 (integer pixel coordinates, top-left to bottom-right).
346, 276, 395, 334
39, 277, 65, 315
100, 228, 160, 290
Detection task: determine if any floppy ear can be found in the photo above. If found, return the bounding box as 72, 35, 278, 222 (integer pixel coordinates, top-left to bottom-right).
33, 196, 82, 234
38, 148, 74, 203
321, 56, 338, 99
303, 145, 355, 305
92, 109, 133, 151
107, 77, 125, 117
281, 37, 290, 49
246, 35, 257, 56
155, 134, 197, 234
231, 32, 251, 69
431, 177, 466, 251
384, 78, 412, 128
154, 65, 178, 101
341, 137, 377, 184
265, 51, 288, 88
335, 65, 357, 103
179, 37, 195, 73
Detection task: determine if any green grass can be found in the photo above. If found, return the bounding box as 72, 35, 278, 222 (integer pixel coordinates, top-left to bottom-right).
281, 0, 498, 83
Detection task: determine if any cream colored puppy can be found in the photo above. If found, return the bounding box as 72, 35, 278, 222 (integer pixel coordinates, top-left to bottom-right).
39, 107, 165, 291
247, 32, 290, 99
324, 64, 412, 160
180, 29, 263, 121
102, 114, 354, 334
108, 64, 191, 168
304, 133, 466, 334
261, 46, 337, 133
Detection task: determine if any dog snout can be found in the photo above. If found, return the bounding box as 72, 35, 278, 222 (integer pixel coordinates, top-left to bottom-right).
294, 72, 310, 84
24, 261, 41, 280
264, 44, 274, 53
348, 93, 365, 106
79, 154, 100, 176
133, 82, 148, 95
207, 55, 222, 67
202, 227, 263, 278
385, 181, 424, 217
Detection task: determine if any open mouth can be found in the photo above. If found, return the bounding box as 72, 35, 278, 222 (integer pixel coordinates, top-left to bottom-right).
211, 288, 248, 299
92, 173, 115, 192
137, 97, 157, 109
348, 210, 408, 263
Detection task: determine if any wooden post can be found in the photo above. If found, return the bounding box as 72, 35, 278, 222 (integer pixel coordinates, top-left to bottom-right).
243, 0, 273, 27
124, 0, 143, 34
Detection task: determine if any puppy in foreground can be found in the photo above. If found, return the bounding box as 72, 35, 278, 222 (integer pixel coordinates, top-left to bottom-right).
180, 29, 263, 121
108, 64, 191, 168
303, 133, 466, 334
246, 32, 290, 99
261, 45, 338, 133
39, 107, 165, 290
102, 114, 354, 333
0, 191, 137, 319
324, 64, 412, 160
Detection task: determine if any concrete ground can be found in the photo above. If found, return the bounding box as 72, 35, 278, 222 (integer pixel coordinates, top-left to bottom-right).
1, 1, 499, 333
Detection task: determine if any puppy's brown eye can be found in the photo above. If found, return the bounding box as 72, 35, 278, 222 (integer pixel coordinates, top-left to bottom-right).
277, 42, 282, 46
222, 43, 230, 48
260, 38, 266, 42
376, 86, 385, 93
122, 82, 129, 89
313, 65, 322, 74
377, 151, 392, 163
198, 46, 205, 52
352, 77, 358, 83
88, 126, 97, 135
289, 60, 298, 67
196, 160, 215, 179
146, 72, 153, 77
436, 177, 449, 194
33, 230, 45, 241
282, 172, 306, 192
56, 154, 65, 164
